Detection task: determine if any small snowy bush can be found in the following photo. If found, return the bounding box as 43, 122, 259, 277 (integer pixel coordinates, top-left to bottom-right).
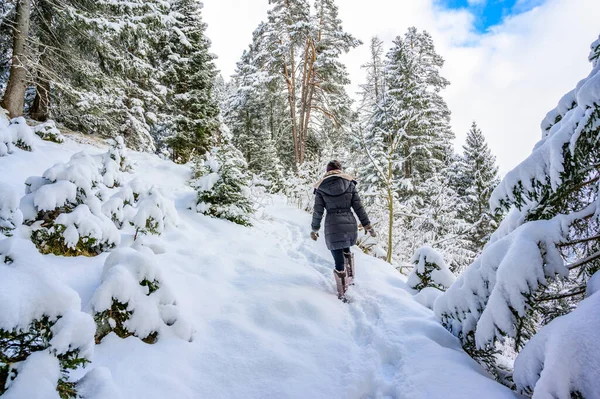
90, 248, 193, 344
407, 246, 455, 292
0, 116, 36, 157
100, 136, 133, 188
191, 144, 254, 226
0, 239, 96, 398
33, 120, 65, 143
130, 186, 178, 239
0, 184, 23, 237
21, 152, 120, 256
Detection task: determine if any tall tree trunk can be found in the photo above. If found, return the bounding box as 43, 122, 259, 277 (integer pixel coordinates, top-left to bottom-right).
31, 67, 50, 121
1, 0, 31, 118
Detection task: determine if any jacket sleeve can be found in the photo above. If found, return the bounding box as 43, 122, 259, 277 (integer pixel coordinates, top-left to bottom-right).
311, 190, 325, 231
351, 184, 371, 228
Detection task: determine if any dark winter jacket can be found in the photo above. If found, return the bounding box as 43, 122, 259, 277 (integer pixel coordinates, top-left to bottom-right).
311, 171, 371, 250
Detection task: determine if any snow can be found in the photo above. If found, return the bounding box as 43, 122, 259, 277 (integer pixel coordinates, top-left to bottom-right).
75, 367, 123, 399
0, 238, 83, 331
2, 351, 61, 399
55, 204, 121, 250
407, 245, 456, 291
513, 289, 600, 398
31, 180, 78, 213
0, 133, 515, 398
433, 205, 593, 349
195, 171, 220, 192
414, 287, 443, 309
0, 182, 22, 233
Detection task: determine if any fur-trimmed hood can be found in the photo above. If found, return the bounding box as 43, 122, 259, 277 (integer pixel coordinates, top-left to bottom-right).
314, 170, 356, 189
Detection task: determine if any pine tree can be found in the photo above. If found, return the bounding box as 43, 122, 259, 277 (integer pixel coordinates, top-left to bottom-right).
435, 35, 600, 389
356, 27, 457, 264
161, 0, 220, 162
226, 23, 285, 191
191, 132, 254, 226
456, 122, 500, 254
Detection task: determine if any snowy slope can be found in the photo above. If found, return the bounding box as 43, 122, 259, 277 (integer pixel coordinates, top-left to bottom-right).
0, 135, 515, 399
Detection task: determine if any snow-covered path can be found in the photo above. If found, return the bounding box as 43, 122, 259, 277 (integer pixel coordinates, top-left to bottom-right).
1, 138, 516, 398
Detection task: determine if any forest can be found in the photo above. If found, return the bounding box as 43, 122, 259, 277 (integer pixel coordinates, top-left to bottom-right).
0, 0, 599, 398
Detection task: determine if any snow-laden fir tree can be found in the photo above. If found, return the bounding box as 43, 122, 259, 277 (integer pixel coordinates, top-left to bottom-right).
408, 245, 456, 292
160, 0, 220, 162
90, 247, 193, 344
356, 27, 458, 265
0, 237, 96, 398
455, 122, 501, 255
434, 35, 600, 394
226, 23, 286, 191
191, 129, 254, 226
395, 171, 473, 272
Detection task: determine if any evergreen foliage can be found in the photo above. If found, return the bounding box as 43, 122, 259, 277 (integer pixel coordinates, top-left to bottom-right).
435, 35, 600, 394
191, 138, 254, 226
161, 0, 220, 162
0, 316, 89, 398
455, 122, 501, 255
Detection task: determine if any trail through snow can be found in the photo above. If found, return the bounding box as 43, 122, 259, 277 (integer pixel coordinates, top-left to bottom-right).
0, 137, 516, 398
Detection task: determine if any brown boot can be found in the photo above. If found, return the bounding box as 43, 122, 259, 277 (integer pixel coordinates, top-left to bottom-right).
333, 268, 348, 302
344, 252, 355, 285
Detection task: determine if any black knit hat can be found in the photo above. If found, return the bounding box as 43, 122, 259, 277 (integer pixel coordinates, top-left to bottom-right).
326, 160, 342, 172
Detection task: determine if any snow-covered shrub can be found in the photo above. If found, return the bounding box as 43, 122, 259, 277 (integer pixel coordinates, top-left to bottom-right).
513, 273, 600, 399
21, 152, 120, 256
0, 184, 22, 237
32, 120, 65, 143
90, 248, 193, 344
407, 246, 455, 292
434, 35, 600, 385
100, 136, 133, 188
0, 238, 96, 398
0, 116, 36, 156
130, 186, 178, 239
191, 144, 254, 226
283, 160, 322, 212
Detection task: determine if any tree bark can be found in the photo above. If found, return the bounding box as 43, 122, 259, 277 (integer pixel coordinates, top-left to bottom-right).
31, 68, 50, 121
1, 0, 31, 118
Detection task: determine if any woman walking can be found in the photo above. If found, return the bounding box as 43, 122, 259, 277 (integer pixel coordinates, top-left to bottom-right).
310, 160, 376, 302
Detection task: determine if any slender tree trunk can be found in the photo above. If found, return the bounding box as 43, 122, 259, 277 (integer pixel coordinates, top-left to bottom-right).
1, 0, 31, 118
31, 67, 51, 121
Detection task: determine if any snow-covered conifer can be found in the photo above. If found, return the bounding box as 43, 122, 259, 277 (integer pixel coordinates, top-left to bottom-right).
160, 0, 220, 162
0, 184, 22, 237
0, 238, 96, 397
130, 186, 179, 239
32, 120, 64, 143
21, 151, 120, 255
191, 141, 254, 226
435, 35, 600, 384
0, 115, 35, 156
455, 122, 500, 254
90, 248, 193, 344
407, 246, 455, 292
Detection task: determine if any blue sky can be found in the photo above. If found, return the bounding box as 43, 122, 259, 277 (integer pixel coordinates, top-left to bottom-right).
440, 0, 545, 32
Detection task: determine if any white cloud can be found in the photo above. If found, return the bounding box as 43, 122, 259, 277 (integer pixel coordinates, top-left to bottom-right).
203, 0, 600, 174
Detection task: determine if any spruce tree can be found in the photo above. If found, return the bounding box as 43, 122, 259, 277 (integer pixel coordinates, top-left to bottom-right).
161, 0, 220, 162
356, 27, 457, 264
456, 122, 500, 254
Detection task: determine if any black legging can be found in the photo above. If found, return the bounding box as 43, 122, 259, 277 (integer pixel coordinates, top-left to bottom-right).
331, 248, 351, 271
